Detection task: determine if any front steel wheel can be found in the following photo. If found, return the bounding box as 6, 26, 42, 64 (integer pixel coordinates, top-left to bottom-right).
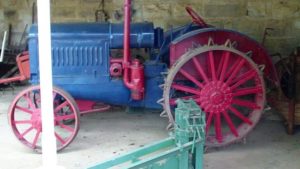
8, 85, 80, 152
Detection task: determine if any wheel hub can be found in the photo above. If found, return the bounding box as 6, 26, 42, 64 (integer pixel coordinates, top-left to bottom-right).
210, 91, 224, 104
200, 81, 232, 113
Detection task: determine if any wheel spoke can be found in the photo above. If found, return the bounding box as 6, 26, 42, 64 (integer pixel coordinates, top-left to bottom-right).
230, 69, 257, 89
192, 57, 209, 83
209, 51, 217, 81
20, 126, 34, 138
55, 114, 75, 121
206, 112, 213, 133
59, 123, 75, 133
54, 101, 69, 113
228, 106, 252, 125
226, 59, 246, 84
179, 69, 204, 88
55, 132, 66, 145
216, 53, 225, 78
232, 99, 261, 109
202, 102, 213, 112
171, 84, 201, 95
32, 128, 41, 149
23, 93, 35, 109
214, 113, 222, 143
169, 99, 176, 106
34, 98, 41, 107
224, 60, 239, 80
14, 120, 32, 125
232, 86, 263, 97
15, 105, 33, 114
219, 51, 230, 81
194, 97, 204, 103
222, 111, 239, 137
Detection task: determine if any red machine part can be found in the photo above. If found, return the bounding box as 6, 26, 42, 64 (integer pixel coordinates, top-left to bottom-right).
163, 44, 265, 147
8, 85, 80, 152
0, 51, 30, 84
185, 7, 208, 28
122, 0, 145, 100
76, 99, 111, 115
110, 62, 123, 77
129, 59, 145, 100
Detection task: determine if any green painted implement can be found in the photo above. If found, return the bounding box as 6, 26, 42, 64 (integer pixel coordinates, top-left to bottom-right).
89, 99, 206, 169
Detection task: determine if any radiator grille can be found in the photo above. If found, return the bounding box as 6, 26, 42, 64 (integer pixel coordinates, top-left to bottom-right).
52, 46, 103, 67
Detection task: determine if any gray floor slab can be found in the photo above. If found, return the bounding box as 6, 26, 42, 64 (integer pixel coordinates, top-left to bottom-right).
0, 86, 299, 169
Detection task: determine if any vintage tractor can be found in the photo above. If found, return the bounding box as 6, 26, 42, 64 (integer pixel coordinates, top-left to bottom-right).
8, 0, 278, 152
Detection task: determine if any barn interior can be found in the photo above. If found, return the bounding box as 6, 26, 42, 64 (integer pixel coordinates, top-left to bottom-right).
0, 0, 300, 169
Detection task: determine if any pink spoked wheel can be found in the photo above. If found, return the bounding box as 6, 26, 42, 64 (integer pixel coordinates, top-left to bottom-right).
8, 85, 80, 152
162, 43, 265, 147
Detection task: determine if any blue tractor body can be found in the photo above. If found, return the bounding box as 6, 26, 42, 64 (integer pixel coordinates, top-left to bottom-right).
28, 22, 172, 109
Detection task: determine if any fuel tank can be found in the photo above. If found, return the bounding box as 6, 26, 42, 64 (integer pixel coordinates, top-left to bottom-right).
29, 22, 155, 49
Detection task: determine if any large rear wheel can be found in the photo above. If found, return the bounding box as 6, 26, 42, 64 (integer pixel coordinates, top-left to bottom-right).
162, 42, 265, 147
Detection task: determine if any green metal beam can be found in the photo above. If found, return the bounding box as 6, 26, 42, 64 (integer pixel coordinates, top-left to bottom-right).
89, 138, 175, 169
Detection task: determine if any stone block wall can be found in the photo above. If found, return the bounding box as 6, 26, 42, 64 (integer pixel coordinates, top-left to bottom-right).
0, 0, 300, 55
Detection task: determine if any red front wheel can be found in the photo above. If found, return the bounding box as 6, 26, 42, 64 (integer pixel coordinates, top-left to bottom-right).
8, 85, 80, 153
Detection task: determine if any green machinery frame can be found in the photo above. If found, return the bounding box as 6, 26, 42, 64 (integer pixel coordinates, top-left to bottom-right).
89, 99, 206, 169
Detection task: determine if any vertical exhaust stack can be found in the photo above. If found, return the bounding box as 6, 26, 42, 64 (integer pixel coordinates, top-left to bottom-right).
123, 0, 145, 100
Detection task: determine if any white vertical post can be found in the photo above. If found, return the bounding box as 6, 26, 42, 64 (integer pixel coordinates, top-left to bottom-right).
0, 31, 7, 62
36, 0, 62, 168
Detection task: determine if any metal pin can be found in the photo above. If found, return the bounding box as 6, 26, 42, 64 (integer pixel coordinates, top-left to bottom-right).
159, 84, 165, 89
207, 37, 215, 46
245, 51, 253, 57
160, 111, 168, 118
157, 98, 165, 104
258, 64, 265, 72
224, 39, 232, 48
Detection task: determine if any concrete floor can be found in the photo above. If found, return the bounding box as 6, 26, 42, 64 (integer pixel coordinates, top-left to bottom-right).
0, 85, 300, 169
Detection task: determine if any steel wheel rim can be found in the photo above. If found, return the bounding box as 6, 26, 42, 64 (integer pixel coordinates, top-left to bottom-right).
8, 85, 80, 153
163, 44, 265, 147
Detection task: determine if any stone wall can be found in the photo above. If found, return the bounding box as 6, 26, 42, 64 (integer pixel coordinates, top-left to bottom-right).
0, 0, 300, 55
